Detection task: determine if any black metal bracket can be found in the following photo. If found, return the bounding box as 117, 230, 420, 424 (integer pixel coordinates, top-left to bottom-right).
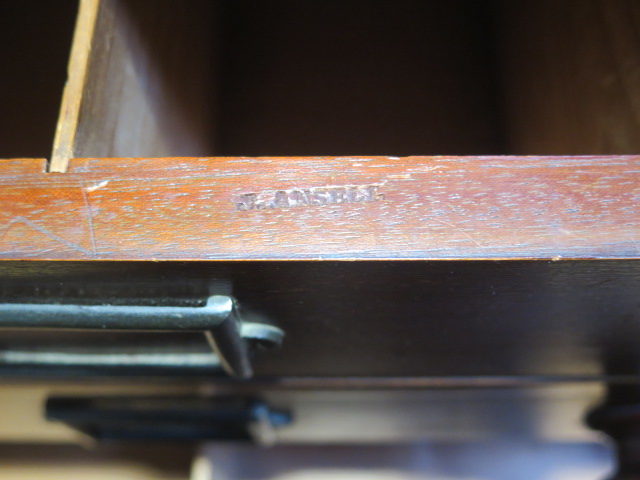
46, 395, 292, 444
0, 295, 284, 379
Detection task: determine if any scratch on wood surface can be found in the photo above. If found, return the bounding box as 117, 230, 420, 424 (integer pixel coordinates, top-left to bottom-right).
80, 183, 98, 256
0, 216, 93, 256
85, 180, 109, 192
430, 217, 485, 248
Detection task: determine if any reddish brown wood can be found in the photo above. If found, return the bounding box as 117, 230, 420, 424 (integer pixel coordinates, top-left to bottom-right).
0, 156, 638, 260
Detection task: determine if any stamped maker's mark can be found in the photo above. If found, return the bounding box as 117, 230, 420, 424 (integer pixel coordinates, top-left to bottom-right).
236, 185, 384, 211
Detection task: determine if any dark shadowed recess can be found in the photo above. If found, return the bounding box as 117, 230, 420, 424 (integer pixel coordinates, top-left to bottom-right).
0, 260, 637, 379
0, 1, 77, 158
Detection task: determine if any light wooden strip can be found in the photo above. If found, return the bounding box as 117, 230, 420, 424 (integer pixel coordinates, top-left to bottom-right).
0, 156, 638, 260
50, 0, 100, 173
50, 0, 217, 172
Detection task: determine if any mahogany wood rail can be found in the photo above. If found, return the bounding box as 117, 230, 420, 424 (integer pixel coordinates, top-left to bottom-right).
0, 155, 637, 261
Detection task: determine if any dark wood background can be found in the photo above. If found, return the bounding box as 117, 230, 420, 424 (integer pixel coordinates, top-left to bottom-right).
0, 260, 638, 380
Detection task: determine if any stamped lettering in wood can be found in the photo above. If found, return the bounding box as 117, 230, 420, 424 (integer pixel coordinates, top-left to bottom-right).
236, 185, 384, 211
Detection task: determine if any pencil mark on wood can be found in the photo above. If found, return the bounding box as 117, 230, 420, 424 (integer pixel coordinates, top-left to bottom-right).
236, 185, 385, 211
0, 216, 93, 256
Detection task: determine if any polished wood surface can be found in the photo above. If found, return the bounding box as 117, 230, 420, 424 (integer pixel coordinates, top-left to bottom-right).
2, 1, 640, 454
0, 156, 638, 260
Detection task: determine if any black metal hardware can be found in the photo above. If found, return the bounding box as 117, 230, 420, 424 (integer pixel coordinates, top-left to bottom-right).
0, 295, 284, 379
587, 382, 640, 480
46, 395, 292, 443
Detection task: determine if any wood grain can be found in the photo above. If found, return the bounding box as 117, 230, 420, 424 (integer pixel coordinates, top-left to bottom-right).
50, 0, 218, 172
0, 156, 638, 260
50, 0, 99, 172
